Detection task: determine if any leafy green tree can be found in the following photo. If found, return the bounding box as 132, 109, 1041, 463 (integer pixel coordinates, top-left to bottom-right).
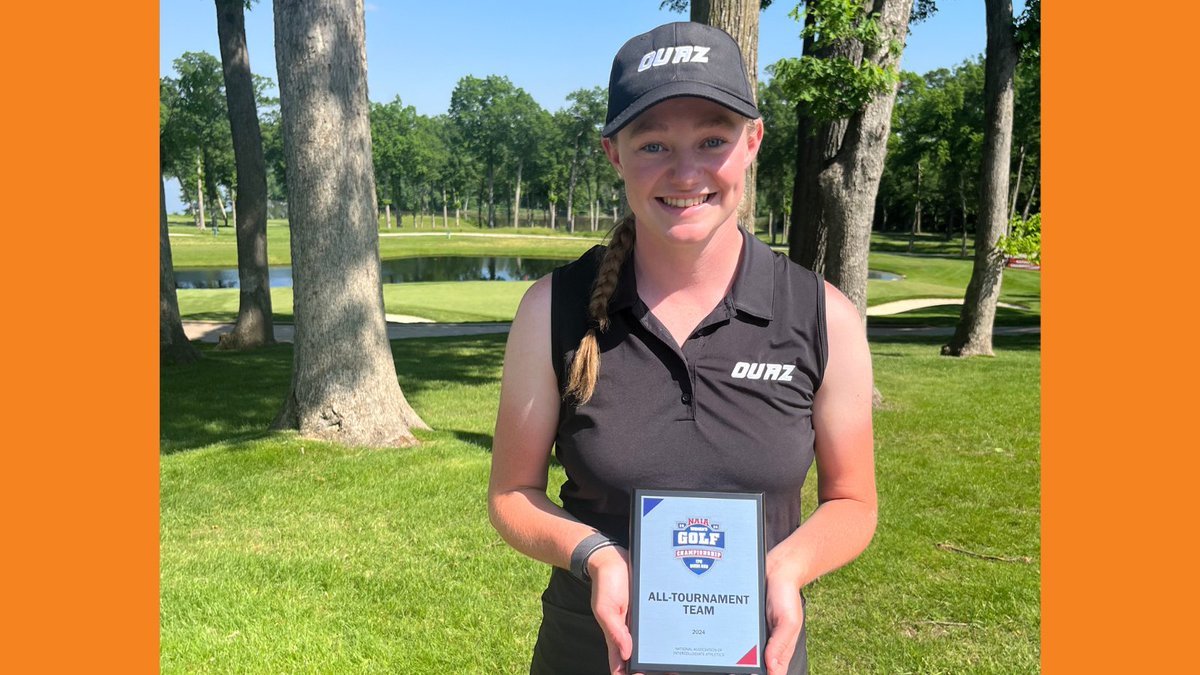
370, 96, 419, 224
214, 0, 274, 350
756, 73, 797, 243
558, 87, 606, 232
172, 51, 236, 228
448, 75, 523, 228
271, 0, 428, 445
774, 0, 914, 318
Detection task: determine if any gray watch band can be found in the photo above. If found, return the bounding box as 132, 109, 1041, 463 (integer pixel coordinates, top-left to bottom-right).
569, 532, 617, 582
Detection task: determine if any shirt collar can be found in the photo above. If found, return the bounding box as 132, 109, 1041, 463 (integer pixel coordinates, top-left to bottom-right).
606, 227, 776, 321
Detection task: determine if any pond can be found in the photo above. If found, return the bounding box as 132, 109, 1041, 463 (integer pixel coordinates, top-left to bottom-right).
174, 256, 905, 289
174, 256, 567, 289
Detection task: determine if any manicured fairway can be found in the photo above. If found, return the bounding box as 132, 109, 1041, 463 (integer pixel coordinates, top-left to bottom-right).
160, 333, 1040, 673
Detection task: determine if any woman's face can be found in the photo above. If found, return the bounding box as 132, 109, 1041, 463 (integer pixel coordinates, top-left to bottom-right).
603, 97, 763, 246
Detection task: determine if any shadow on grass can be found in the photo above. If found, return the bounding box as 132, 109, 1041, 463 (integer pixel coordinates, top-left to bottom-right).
389, 334, 508, 396
162, 331, 1039, 455
161, 335, 511, 455
160, 343, 295, 455
870, 333, 1042, 352
868, 305, 1040, 328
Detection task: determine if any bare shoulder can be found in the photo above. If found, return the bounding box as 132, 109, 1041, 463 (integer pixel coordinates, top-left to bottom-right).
509, 274, 552, 339
822, 280, 865, 343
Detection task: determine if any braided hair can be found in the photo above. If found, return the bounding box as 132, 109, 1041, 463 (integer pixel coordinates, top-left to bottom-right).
564, 214, 637, 404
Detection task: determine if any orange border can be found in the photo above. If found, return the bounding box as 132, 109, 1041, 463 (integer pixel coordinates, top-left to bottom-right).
1044, 1, 1197, 670
2, 1, 158, 670
7, 0, 1193, 669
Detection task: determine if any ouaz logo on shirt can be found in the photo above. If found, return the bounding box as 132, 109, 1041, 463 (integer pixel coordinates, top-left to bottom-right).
673, 517, 725, 575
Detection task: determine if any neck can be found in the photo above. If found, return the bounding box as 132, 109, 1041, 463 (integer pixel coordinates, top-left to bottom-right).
632, 222, 744, 308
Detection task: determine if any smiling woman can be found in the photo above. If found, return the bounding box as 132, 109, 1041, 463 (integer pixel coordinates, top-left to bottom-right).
488, 21, 878, 675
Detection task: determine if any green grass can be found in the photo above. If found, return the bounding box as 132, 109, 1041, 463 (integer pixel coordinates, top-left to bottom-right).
177, 282, 535, 324
167, 219, 602, 269
161, 333, 1040, 673
171, 221, 1039, 327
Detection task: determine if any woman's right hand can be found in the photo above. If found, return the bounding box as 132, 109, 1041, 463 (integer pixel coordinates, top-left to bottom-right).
588, 545, 634, 675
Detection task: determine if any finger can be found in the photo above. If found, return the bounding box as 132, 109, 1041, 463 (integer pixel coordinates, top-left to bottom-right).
763, 618, 800, 675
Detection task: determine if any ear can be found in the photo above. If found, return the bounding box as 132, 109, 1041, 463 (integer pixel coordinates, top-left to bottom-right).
743, 118, 764, 168
602, 136, 623, 177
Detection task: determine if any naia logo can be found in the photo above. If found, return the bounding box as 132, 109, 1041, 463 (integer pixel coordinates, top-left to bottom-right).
672, 517, 725, 575
730, 361, 796, 382
637, 45, 712, 72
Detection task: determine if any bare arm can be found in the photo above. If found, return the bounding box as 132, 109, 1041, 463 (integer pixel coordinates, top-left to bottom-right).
762, 280, 878, 674
488, 275, 596, 568
487, 276, 634, 674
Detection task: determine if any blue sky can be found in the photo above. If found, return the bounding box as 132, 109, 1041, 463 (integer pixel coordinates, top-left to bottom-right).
161, 0, 1019, 212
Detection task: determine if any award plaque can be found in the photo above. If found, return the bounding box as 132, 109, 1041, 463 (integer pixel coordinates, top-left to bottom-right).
629, 489, 766, 674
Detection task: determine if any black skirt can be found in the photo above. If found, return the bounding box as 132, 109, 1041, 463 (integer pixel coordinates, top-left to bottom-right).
529, 568, 807, 675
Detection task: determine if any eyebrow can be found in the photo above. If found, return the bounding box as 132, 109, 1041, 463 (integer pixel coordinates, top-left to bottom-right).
626, 114, 738, 137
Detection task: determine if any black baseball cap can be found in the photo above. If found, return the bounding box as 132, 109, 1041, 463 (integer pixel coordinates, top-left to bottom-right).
602, 22, 759, 138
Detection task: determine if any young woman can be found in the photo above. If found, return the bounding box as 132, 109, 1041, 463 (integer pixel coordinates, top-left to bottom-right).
488, 22, 877, 675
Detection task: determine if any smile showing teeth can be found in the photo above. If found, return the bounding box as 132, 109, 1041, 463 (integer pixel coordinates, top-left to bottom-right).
659, 194, 711, 208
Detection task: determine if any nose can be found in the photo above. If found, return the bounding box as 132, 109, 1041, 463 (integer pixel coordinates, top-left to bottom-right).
667, 147, 704, 188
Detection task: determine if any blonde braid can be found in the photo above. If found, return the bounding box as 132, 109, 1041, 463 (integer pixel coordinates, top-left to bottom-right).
565, 214, 636, 404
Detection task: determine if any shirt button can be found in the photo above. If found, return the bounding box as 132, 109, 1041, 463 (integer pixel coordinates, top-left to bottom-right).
681, 392, 692, 405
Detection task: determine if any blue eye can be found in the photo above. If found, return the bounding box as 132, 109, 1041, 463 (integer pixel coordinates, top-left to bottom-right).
702, 138, 727, 149
641, 143, 665, 153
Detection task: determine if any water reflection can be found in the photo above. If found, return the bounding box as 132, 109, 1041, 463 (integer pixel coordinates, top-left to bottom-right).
174, 256, 567, 289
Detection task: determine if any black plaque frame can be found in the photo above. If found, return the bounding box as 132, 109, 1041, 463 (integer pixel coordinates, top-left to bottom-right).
629, 489, 767, 675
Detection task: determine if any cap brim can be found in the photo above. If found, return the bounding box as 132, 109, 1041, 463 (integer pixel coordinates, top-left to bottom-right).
601, 81, 760, 138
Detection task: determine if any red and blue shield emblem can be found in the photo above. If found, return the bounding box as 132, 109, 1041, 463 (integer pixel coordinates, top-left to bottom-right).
672, 517, 725, 575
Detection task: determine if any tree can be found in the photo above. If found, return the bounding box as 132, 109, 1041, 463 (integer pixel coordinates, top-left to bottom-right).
776, 0, 914, 317
756, 73, 797, 243
160, 176, 201, 365
448, 75, 521, 228
688, 0, 763, 231
160, 76, 202, 365
214, 0, 275, 350
271, 0, 428, 446
559, 87, 606, 232
942, 0, 1020, 357
172, 51, 236, 229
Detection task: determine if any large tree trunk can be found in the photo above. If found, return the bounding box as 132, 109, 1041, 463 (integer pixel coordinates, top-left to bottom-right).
787, 10, 826, 274
691, 0, 759, 231
161, 174, 201, 365
943, 0, 1018, 358
271, 0, 428, 446
790, 0, 912, 318
216, 0, 275, 350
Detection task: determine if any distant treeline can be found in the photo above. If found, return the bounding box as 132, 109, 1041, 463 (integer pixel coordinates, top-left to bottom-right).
161, 50, 1039, 236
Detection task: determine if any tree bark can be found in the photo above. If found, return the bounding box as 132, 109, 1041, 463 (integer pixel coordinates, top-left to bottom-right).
691, 0, 759, 231
787, 10, 826, 275
791, 0, 912, 318
161, 174, 201, 365
271, 0, 428, 446
216, 0, 275, 350
943, 0, 1018, 358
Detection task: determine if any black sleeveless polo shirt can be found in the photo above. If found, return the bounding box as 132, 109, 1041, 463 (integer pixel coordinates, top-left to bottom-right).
550, 229, 827, 552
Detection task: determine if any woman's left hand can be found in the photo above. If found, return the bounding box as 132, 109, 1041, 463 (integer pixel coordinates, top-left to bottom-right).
762, 573, 803, 675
